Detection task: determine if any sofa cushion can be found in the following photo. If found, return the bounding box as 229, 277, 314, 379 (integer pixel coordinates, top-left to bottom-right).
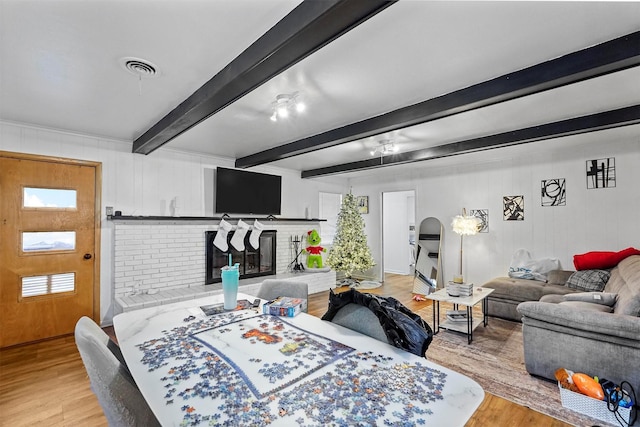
559, 301, 613, 313
573, 247, 640, 270
563, 292, 618, 306
484, 274, 579, 321
483, 277, 576, 303
566, 269, 610, 292
540, 294, 565, 303
547, 270, 574, 286
605, 255, 640, 316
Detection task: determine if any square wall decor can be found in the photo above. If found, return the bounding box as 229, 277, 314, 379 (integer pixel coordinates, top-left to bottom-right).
503, 196, 524, 221
586, 157, 615, 189
356, 196, 369, 214
470, 209, 489, 233
541, 178, 566, 206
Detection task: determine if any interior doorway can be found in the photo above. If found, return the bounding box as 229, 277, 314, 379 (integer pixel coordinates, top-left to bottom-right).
0, 151, 101, 347
381, 190, 415, 276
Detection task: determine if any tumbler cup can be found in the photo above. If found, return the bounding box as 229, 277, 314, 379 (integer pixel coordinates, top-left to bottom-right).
221, 264, 239, 310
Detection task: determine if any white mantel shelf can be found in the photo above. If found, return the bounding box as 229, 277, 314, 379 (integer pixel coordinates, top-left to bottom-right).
109, 215, 325, 223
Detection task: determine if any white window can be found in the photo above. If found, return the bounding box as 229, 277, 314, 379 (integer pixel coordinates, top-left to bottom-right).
23, 187, 77, 208
21, 273, 76, 298
22, 231, 76, 252
319, 192, 342, 245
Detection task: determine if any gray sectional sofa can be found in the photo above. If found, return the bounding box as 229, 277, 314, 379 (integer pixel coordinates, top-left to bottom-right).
517, 255, 640, 392
482, 269, 577, 322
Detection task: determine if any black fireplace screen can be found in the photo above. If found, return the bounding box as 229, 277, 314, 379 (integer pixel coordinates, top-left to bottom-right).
205, 230, 276, 284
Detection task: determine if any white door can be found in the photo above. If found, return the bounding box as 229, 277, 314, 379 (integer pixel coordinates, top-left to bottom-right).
382, 190, 415, 275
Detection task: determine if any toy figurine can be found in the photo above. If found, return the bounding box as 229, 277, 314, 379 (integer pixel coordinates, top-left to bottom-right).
304, 229, 326, 269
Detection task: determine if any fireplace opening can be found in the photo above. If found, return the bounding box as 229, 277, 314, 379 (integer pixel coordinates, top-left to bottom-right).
205, 230, 276, 284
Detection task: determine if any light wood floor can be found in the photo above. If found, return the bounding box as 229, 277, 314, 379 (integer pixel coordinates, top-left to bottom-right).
0, 274, 570, 426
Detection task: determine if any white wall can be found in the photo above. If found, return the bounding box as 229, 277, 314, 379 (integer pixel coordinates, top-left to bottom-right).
0, 121, 348, 324
349, 124, 640, 287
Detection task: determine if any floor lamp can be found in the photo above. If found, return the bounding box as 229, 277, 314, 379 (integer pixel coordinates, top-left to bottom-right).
451, 208, 479, 284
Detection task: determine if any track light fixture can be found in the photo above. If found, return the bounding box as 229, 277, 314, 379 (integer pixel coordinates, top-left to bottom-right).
370, 139, 398, 156
270, 93, 305, 122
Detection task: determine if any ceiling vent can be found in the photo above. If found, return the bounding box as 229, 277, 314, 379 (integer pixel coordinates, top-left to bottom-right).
119, 57, 160, 78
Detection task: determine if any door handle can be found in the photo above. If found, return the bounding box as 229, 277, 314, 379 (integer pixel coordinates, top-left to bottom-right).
83, 253, 93, 260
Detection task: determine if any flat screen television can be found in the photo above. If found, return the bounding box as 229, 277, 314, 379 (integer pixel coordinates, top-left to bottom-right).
215, 167, 282, 215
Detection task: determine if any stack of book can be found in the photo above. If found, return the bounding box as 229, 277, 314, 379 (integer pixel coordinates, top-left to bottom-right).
446, 310, 468, 322
447, 281, 474, 297
262, 296, 307, 317
457, 282, 473, 297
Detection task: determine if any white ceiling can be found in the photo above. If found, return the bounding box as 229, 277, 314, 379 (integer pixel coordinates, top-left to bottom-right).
1, 0, 639, 178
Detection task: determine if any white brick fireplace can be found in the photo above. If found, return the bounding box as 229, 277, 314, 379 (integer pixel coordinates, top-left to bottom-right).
112, 218, 335, 312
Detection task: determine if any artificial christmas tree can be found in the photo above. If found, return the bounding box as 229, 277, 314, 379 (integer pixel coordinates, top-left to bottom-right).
326, 193, 375, 285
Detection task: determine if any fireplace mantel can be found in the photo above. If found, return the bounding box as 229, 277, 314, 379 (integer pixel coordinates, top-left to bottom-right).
109, 215, 325, 224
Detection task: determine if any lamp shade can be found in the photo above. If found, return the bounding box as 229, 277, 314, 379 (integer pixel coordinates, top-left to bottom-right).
451, 212, 480, 236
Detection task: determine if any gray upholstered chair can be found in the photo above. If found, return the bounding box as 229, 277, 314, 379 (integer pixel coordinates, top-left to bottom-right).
329, 303, 389, 344
256, 279, 309, 312
74, 316, 160, 426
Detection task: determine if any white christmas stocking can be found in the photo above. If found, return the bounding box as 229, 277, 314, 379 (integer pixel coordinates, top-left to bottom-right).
248, 220, 264, 249
230, 219, 250, 251
213, 219, 232, 252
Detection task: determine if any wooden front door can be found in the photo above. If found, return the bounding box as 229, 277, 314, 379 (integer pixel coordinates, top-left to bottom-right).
0, 152, 101, 347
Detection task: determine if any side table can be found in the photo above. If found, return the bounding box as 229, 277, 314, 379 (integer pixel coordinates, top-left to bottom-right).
425, 287, 494, 344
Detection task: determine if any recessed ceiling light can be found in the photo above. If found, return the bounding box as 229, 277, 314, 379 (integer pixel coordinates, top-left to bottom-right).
119, 57, 160, 78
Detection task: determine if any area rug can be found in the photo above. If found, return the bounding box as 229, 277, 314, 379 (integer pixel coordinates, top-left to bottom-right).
350, 280, 382, 289
425, 317, 607, 426
336, 278, 383, 289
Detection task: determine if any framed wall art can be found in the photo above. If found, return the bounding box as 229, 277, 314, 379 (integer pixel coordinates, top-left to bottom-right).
541, 178, 566, 206
586, 157, 615, 189
356, 196, 369, 214
503, 195, 524, 221
470, 209, 489, 233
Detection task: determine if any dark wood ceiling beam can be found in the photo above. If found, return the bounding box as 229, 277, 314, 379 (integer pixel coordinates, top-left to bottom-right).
237, 30, 640, 168
132, 0, 396, 155
300, 105, 640, 178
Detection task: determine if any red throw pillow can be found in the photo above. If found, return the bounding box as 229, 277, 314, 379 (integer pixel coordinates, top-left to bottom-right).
573, 247, 640, 270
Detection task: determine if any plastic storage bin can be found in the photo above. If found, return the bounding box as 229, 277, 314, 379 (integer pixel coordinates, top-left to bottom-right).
558, 383, 633, 425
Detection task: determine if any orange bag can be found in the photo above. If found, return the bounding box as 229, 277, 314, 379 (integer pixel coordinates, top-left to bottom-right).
572, 373, 604, 400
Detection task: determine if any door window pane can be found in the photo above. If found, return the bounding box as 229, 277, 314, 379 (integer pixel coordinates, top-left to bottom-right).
22, 231, 76, 252
21, 273, 75, 297
23, 187, 77, 208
